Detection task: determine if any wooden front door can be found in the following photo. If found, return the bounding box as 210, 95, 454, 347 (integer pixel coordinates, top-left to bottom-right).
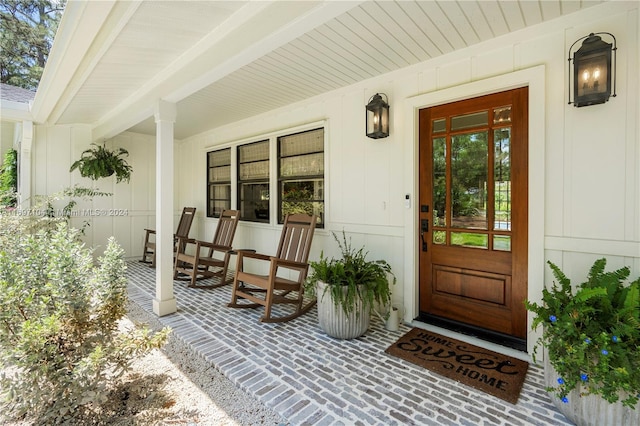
418, 87, 528, 341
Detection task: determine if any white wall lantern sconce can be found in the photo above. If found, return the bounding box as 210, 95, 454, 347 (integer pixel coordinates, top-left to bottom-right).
365, 93, 390, 139
568, 32, 617, 107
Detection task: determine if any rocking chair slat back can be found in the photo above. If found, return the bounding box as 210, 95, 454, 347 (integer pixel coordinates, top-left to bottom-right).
176, 207, 197, 238
228, 213, 317, 323
277, 214, 317, 264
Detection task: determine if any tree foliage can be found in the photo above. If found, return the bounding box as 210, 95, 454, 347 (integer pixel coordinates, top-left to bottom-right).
0, 0, 66, 90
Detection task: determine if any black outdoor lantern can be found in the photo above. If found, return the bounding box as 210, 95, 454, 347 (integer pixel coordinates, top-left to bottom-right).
568, 32, 617, 107
365, 93, 390, 139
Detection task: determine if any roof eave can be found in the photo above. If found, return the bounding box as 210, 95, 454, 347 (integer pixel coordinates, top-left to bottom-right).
30, 1, 138, 125
1, 100, 32, 122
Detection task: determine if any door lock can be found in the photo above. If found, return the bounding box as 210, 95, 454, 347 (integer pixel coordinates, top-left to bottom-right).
420, 219, 429, 251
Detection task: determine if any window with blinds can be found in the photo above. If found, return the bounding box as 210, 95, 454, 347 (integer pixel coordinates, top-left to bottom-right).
206, 148, 231, 218
278, 128, 324, 226
237, 140, 270, 222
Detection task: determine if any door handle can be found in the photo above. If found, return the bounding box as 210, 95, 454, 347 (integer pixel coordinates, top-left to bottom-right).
420, 219, 428, 252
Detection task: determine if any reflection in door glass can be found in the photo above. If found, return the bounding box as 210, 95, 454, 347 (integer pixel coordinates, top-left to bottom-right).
451, 111, 488, 131
493, 106, 512, 124
451, 132, 487, 230
494, 235, 511, 251
451, 232, 488, 249
432, 137, 446, 232
432, 119, 446, 133
494, 128, 511, 231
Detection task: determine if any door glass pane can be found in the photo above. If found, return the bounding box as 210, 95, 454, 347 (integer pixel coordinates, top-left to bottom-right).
432, 137, 446, 227
432, 118, 446, 133
494, 235, 511, 251
433, 230, 445, 245
451, 232, 488, 249
494, 128, 511, 231
494, 106, 512, 124
451, 132, 487, 230
451, 111, 488, 131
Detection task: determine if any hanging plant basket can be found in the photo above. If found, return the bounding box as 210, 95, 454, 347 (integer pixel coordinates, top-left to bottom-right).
70, 143, 133, 183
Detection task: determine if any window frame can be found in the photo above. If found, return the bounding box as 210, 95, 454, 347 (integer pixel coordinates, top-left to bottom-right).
237, 139, 271, 224
277, 127, 325, 227
203, 121, 327, 227
206, 147, 231, 218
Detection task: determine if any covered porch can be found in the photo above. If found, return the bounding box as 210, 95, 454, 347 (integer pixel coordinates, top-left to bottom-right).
126, 260, 569, 425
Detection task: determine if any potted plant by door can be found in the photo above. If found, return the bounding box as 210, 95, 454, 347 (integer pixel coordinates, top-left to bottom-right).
70, 143, 133, 183
525, 259, 640, 425
305, 231, 395, 339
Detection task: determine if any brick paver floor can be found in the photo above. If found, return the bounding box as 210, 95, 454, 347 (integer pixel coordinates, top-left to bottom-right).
126, 261, 572, 426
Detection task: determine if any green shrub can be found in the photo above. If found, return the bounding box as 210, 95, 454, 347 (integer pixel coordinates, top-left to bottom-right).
525, 259, 640, 408
0, 215, 169, 423
0, 148, 18, 207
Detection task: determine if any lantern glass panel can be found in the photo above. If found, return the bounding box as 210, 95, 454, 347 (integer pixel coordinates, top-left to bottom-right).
380, 107, 388, 133
367, 108, 379, 135
576, 55, 609, 98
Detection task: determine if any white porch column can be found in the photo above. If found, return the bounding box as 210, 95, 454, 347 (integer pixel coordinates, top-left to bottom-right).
152, 100, 177, 316
18, 121, 33, 207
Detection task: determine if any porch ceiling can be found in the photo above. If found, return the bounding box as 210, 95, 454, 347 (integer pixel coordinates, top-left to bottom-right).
32, 0, 605, 141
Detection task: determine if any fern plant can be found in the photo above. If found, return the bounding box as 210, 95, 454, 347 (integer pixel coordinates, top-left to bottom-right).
70, 143, 133, 183
305, 231, 395, 316
525, 259, 640, 408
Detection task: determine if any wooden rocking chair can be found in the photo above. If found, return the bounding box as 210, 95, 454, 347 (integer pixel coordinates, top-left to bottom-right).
173, 209, 240, 288
228, 213, 317, 323
140, 207, 196, 267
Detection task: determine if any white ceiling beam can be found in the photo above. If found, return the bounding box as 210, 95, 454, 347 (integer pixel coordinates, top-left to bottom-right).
92, 0, 364, 141
30, 1, 116, 123
45, 0, 144, 125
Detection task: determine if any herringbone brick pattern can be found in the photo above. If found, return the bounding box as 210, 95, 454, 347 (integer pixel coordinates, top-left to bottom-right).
126, 261, 571, 426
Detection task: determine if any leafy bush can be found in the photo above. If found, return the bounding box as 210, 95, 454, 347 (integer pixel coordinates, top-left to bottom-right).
525, 259, 640, 408
0, 148, 18, 207
0, 215, 169, 423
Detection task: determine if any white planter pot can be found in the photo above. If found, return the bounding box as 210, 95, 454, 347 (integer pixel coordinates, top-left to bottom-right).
544, 354, 640, 425
316, 281, 370, 339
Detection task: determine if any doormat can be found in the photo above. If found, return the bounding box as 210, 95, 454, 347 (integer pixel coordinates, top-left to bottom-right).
385, 328, 528, 404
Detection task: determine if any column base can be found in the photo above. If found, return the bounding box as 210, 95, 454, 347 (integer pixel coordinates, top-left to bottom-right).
153, 297, 177, 317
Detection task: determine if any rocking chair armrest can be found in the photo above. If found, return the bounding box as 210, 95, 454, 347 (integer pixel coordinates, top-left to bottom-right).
174, 235, 196, 244
195, 241, 232, 252
237, 251, 271, 262
271, 257, 309, 271
143, 229, 156, 234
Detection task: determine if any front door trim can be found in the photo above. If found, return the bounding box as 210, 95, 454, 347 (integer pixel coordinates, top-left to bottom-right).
402, 65, 546, 356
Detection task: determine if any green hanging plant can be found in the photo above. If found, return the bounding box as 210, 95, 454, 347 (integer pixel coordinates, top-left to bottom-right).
0, 148, 18, 207
70, 143, 133, 183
